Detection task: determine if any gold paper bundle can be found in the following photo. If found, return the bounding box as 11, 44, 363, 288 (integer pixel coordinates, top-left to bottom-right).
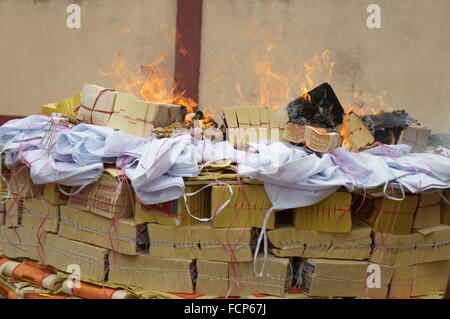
134, 185, 210, 226
106, 92, 184, 137
22, 198, 59, 233
292, 192, 352, 233
268, 225, 372, 260
67, 172, 134, 219
284, 123, 342, 153
76, 84, 116, 126
8, 165, 43, 198
442, 189, 450, 225
107, 251, 194, 293
413, 192, 441, 229
0, 226, 44, 261
0, 165, 10, 193
340, 112, 375, 152
298, 259, 393, 298
0, 201, 4, 226
211, 184, 274, 229
59, 206, 148, 255
353, 194, 419, 235
3, 198, 22, 227
196, 255, 291, 297
389, 260, 450, 298
369, 225, 450, 266
44, 233, 108, 282
398, 124, 431, 153
223, 106, 288, 146
147, 223, 254, 262
43, 183, 70, 205
40, 93, 80, 117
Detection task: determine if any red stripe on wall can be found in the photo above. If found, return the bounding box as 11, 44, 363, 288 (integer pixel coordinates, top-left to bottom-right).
174, 0, 203, 111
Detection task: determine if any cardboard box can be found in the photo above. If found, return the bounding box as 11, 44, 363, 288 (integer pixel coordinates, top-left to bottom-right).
298, 259, 392, 298
4, 199, 23, 228
353, 194, 419, 235
0, 226, 44, 261
59, 205, 148, 255
43, 183, 70, 205
196, 260, 229, 296
135, 185, 210, 226
196, 256, 291, 297
44, 233, 108, 282
211, 185, 273, 229
389, 260, 450, 298
293, 192, 352, 233
107, 251, 194, 293
268, 225, 372, 260
77, 84, 116, 126
147, 223, 254, 262
8, 165, 43, 198
413, 192, 441, 229
369, 225, 450, 266
67, 173, 134, 219
22, 198, 59, 233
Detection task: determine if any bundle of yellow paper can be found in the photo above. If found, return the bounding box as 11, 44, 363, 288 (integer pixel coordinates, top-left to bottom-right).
293, 192, 352, 233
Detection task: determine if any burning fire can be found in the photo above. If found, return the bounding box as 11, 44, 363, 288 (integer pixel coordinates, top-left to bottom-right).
100, 54, 197, 113
341, 114, 351, 149
300, 87, 311, 103
102, 37, 389, 141
241, 49, 335, 109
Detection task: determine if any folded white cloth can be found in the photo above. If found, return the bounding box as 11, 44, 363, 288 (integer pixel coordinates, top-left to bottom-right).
24, 149, 103, 186
52, 124, 114, 166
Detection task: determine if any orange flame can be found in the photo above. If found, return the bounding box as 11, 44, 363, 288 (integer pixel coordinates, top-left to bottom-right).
232, 49, 335, 109
100, 54, 197, 113
341, 114, 351, 149
300, 87, 311, 103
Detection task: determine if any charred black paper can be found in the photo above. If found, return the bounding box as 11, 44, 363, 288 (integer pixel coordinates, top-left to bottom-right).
287, 82, 345, 129
362, 110, 417, 144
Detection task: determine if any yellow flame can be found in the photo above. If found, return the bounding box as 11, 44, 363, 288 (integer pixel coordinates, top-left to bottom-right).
100, 54, 197, 113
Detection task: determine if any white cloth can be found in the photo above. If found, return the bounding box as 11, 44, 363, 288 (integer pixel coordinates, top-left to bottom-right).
126, 134, 199, 204
52, 124, 114, 166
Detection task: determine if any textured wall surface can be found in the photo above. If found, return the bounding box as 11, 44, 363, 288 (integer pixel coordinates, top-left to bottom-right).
0, 0, 177, 115
199, 0, 450, 133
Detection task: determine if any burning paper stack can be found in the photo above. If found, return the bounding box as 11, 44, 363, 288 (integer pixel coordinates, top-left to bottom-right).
0, 79, 449, 300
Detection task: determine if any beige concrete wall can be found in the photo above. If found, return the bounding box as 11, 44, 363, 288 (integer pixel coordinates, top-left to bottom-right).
200, 0, 450, 133
0, 0, 177, 116
1, 0, 449, 134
